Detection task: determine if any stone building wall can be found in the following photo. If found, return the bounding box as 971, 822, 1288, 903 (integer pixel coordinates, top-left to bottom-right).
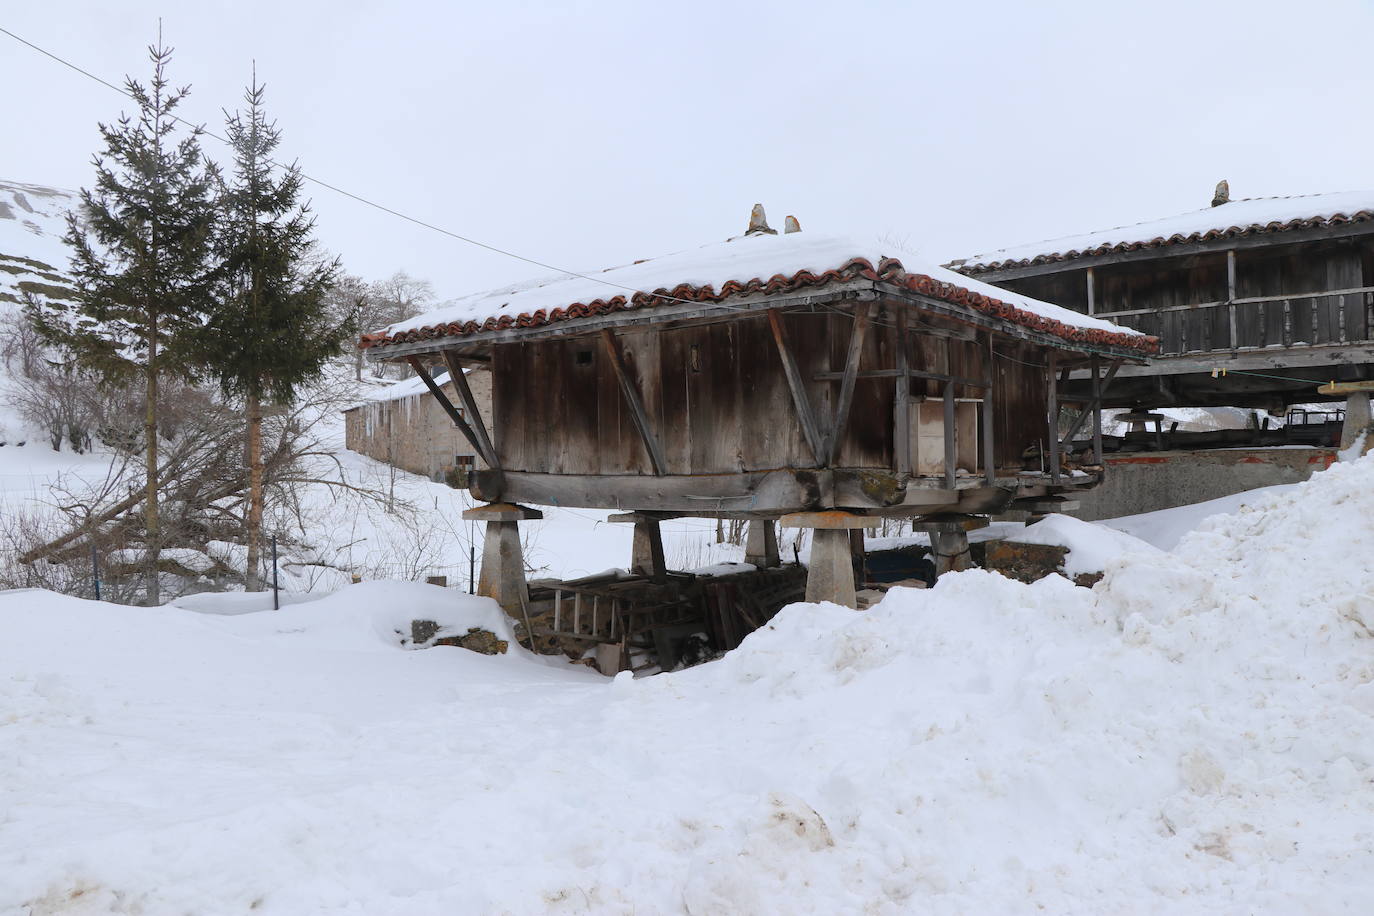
343, 368, 493, 483
1072, 446, 1336, 520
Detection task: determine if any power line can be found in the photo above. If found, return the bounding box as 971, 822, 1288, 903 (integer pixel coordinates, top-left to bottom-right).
0, 24, 726, 312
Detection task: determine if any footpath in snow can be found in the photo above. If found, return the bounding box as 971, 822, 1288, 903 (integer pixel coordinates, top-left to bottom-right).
3, 457, 1374, 913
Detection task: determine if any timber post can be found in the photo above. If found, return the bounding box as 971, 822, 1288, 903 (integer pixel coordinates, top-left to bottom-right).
781, 510, 880, 608
461, 502, 543, 617
744, 519, 780, 568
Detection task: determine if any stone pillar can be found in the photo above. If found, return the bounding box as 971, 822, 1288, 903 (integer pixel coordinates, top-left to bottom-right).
744, 519, 779, 568
780, 511, 881, 608
914, 515, 989, 577
1341, 391, 1372, 454
461, 503, 543, 616
607, 511, 671, 582
631, 520, 667, 582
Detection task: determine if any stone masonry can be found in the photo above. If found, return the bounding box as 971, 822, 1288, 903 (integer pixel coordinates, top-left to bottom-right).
343, 368, 493, 482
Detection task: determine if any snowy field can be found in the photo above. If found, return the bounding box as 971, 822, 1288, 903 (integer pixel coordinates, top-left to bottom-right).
4, 455, 1374, 913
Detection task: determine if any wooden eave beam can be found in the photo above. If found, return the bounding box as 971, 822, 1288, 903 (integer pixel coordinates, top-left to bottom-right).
405, 357, 497, 468
599, 329, 668, 476
367, 282, 879, 362
441, 350, 501, 470
876, 284, 1149, 363
767, 308, 826, 466
823, 301, 871, 466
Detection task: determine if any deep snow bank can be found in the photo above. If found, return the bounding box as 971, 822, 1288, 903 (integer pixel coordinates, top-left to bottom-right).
3, 458, 1374, 913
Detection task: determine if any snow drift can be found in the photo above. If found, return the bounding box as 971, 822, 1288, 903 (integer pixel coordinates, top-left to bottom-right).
3, 457, 1374, 913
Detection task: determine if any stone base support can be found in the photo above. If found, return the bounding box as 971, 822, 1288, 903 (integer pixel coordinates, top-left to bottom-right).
462, 503, 543, 616
1341, 391, 1372, 454
607, 511, 669, 581
781, 510, 880, 608
631, 521, 667, 581
744, 519, 779, 568
913, 515, 985, 577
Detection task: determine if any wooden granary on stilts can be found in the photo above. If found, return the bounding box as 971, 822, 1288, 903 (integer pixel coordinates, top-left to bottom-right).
360, 207, 1156, 659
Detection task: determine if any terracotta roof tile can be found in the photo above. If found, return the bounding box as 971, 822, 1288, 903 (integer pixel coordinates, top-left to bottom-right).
362, 255, 1157, 355
957, 191, 1374, 274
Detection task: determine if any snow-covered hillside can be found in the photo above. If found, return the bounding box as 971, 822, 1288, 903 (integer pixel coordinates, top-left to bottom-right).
0, 179, 76, 309
3, 454, 1372, 913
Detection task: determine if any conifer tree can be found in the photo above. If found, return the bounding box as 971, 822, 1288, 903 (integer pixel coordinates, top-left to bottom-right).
200, 72, 349, 590
29, 37, 218, 606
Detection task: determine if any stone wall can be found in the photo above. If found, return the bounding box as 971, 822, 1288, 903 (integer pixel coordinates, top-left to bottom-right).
343, 369, 493, 482
1073, 447, 1336, 520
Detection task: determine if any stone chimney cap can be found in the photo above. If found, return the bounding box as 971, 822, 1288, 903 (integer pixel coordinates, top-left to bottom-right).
1212, 179, 1230, 207
784, 215, 801, 234
745, 203, 776, 236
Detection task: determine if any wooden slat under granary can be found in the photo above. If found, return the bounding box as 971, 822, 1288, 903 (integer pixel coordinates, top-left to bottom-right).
361, 207, 1154, 612
951, 185, 1374, 410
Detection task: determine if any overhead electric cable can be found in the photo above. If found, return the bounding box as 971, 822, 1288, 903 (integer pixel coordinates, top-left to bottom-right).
0, 24, 738, 311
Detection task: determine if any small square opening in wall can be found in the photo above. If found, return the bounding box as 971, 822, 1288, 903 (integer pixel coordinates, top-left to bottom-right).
575, 350, 593, 367
689, 344, 702, 372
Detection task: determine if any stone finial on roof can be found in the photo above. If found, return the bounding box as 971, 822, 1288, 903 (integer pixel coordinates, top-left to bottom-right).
1212, 179, 1230, 207
746, 203, 776, 236
784, 215, 801, 234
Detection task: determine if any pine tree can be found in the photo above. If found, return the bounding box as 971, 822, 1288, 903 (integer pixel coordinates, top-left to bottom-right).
201, 72, 350, 590
28, 37, 218, 606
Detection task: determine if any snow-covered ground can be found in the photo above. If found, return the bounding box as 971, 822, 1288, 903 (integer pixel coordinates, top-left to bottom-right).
4, 454, 1374, 913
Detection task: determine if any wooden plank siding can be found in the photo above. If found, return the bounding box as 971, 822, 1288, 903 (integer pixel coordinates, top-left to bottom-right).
997, 237, 1374, 358
490, 301, 1054, 480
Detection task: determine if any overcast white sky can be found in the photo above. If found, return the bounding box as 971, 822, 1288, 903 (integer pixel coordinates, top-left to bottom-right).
5, 1, 1373, 300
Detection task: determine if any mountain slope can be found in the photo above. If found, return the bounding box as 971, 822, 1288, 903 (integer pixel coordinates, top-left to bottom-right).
0, 179, 77, 308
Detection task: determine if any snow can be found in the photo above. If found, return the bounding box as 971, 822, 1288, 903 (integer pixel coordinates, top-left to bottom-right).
4, 456, 1374, 912
1010, 513, 1163, 577
0, 179, 76, 304
960, 189, 1374, 269
355, 369, 451, 404
1098, 482, 1300, 551
383, 230, 1144, 341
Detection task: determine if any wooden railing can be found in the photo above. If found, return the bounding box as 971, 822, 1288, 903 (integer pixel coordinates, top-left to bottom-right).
1098, 286, 1374, 356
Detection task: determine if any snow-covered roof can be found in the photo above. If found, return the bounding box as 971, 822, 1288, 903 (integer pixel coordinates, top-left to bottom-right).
363, 231, 1154, 354
341, 370, 461, 412
955, 190, 1374, 273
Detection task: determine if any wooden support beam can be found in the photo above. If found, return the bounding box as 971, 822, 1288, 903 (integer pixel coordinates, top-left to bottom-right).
982, 332, 996, 486
441, 350, 500, 469
1227, 249, 1239, 349
824, 301, 871, 465
1091, 355, 1104, 466
943, 379, 957, 489
812, 368, 987, 387
894, 306, 911, 475
1047, 350, 1061, 484
1086, 267, 1096, 316
405, 357, 491, 464
1058, 358, 1122, 449
767, 309, 826, 466
1318, 380, 1374, 395
599, 329, 667, 476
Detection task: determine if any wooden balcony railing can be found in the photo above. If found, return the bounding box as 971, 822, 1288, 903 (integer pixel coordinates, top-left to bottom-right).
1098, 286, 1374, 356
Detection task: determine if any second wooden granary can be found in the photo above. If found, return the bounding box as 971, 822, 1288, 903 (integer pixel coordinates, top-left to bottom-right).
361, 208, 1157, 610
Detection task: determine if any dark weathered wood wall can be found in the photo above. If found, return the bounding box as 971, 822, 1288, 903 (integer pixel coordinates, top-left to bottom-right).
999, 237, 1374, 356
491, 303, 1050, 476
